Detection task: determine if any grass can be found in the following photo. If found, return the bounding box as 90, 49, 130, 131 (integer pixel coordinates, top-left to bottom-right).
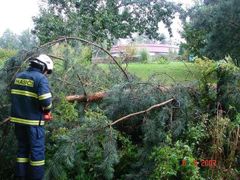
0, 57, 199, 85
99, 62, 200, 85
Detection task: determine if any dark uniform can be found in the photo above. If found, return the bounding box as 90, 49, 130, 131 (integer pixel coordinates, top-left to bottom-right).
11, 67, 52, 180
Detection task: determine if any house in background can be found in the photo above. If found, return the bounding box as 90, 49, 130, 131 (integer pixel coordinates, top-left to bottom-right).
110, 43, 179, 57
92, 43, 180, 63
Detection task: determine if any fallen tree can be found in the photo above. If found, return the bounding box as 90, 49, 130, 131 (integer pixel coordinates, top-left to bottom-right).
66, 91, 107, 102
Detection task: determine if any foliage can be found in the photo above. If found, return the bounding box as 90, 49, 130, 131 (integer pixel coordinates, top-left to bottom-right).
80, 46, 93, 65
217, 62, 240, 117
0, 29, 20, 50
139, 49, 149, 63
120, 44, 138, 62
154, 56, 170, 64
33, 0, 181, 46
182, 0, 240, 66
0, 29, 39, 50
150, 140, 202, 180
44, 108, 119, 180
52, 94, 79, 122
194, 58, 217, 112
18, 29, 39, 50
0, 46, 239, 179
0, 48, 17, 65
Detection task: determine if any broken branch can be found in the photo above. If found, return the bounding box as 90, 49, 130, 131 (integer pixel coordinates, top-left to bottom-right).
110, 98, 175, 127
0, 117, 11, 127
66, 91, 107, 102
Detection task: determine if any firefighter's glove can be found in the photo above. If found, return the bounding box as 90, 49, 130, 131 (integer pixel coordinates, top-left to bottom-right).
44, 112, 53, 122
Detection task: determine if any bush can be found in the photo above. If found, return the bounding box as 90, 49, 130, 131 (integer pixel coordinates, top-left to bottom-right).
139, 49, 149, 63
153, 56, 170, 64
80, 46, 92, 64
0, 48, 17, 66
150, 140, 202, 180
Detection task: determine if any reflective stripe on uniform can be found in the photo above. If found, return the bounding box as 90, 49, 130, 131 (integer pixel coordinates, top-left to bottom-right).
17, 157, 29, 163
39, 93, 52, 100
44, 103, 52, 110
30, 160, 45, 166
11, 89, 38, 99
10, 117, 44, 126
11, 89, 51, 101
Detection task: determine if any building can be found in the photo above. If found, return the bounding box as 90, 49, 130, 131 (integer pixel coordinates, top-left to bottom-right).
110, 43, 179, 57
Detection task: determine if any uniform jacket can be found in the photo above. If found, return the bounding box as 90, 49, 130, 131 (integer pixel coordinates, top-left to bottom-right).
10, 67, 52, 126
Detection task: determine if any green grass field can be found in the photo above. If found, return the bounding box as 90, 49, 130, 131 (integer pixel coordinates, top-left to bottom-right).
100, 62, 200, 84
0, 59, 200, 85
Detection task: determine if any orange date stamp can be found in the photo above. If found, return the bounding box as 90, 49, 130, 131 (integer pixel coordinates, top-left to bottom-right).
180, 159, 217, 168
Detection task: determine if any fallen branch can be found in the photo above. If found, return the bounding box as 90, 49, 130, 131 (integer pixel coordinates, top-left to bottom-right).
47, 54, 64, 61
66, 91, 107, 102
0, 117, 10, 127
76, 72, 87, 97
110, 98, 175, 126
40, 36, 129, 81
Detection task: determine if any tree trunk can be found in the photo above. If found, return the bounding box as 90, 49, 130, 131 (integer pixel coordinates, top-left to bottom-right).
66, 91, 107, 102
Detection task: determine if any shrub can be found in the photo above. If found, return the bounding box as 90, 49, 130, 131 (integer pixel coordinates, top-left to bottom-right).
80, 46, 92, 64
0, 48, 17, 66
139, 49, 149, 63
150, 140, 202, 180
154, 56, 170, 64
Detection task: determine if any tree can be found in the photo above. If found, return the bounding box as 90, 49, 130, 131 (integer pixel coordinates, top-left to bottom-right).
0, 29, 39, 51
33, 0, 180, 47
18, 29, 39, 50
0, 29, 20, 50
182, 0, 240, 66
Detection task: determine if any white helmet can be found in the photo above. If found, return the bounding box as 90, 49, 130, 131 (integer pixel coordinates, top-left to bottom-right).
31, 54, 53, 74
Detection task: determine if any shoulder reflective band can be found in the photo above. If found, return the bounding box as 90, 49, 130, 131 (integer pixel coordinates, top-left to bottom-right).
10, 117, 45, 126
14, 78, 34, 87
39, 93, 52, 100
11, 89, 38, 99
17, 158, 29, 163
30, 160, 45, 166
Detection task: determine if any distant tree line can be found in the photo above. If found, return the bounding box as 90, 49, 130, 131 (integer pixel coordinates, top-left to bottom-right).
0, 29, 39, 51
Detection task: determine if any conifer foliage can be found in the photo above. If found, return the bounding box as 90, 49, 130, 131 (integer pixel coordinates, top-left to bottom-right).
0, 40, 239, 179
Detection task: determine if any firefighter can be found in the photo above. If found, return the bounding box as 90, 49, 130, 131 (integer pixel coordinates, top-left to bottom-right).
10, 54, 53, 180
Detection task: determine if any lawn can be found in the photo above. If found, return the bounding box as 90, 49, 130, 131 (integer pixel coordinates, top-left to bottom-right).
100, 62, 200, 84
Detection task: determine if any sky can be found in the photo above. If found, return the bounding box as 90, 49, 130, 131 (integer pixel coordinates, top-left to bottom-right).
0, 0, 39, 35
0, 0, 195, 43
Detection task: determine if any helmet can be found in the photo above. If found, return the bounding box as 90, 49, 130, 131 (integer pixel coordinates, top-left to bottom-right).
30, 54, 53, 74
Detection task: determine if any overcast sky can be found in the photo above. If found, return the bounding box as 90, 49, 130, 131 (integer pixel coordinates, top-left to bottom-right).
0, 0, 39, 35
0, 0, 194, 43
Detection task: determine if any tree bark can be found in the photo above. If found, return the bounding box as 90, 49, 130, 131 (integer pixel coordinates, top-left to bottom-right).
66, 91, 107, 102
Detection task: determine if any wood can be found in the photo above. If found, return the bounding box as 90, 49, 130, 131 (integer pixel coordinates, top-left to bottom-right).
110, 98, 175, 126
66, 91, 107, 102
0, 117, 10, 127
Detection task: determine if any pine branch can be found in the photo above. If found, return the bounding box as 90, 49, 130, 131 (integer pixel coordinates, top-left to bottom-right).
47, 54, 64, 61
55, 78, 78, 87
76, 71, 87, 97
110, 98, 175, 126
0, 117, 10, 127
0, 104, 10, 109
